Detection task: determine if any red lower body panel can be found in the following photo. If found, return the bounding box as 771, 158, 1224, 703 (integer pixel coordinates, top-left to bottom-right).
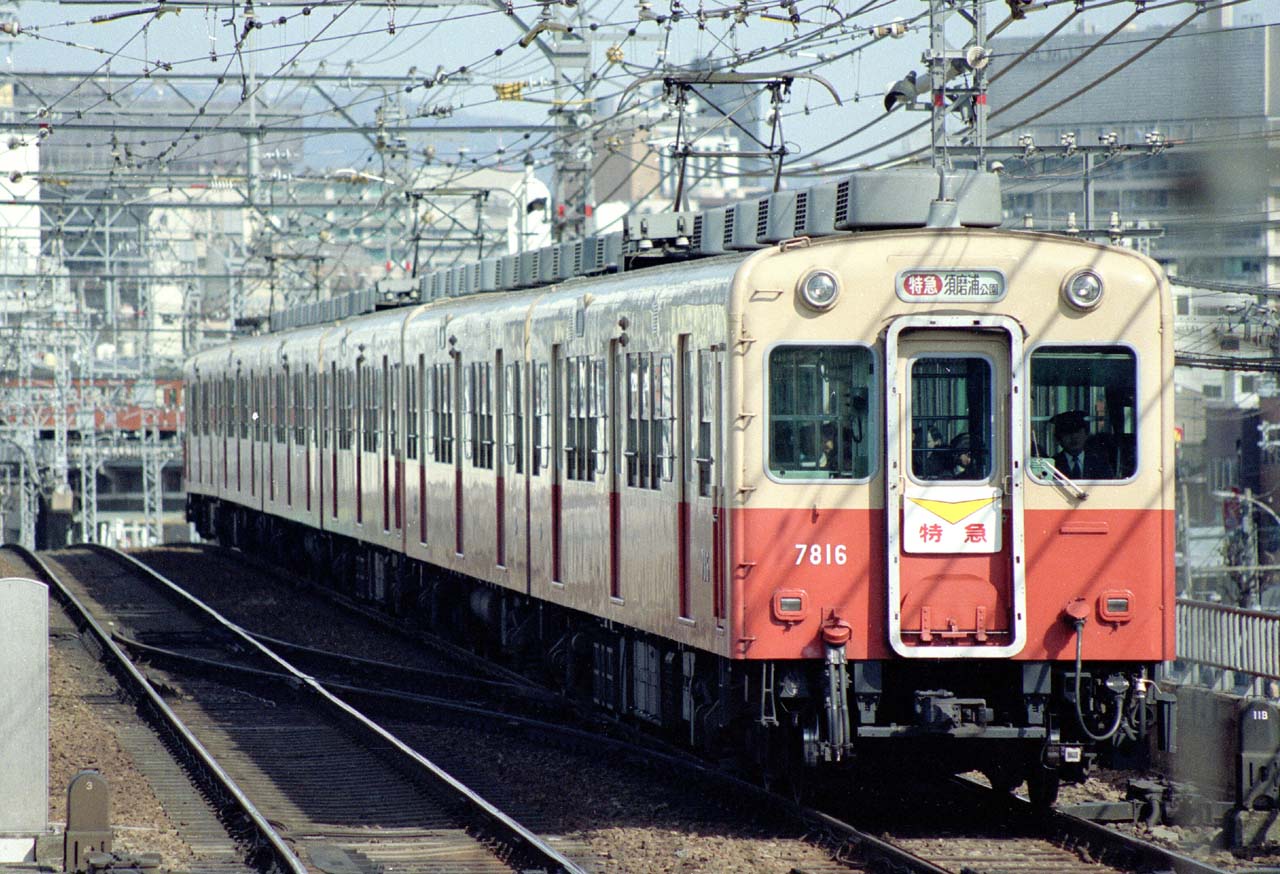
731, 506, 1173, 663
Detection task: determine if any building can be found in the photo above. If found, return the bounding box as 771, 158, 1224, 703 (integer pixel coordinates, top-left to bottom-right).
988, 8, 1279, 288
987, 9, 1280, 598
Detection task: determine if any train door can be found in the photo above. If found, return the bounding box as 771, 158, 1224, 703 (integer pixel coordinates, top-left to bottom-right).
684, 346, 725, 626
885, 316, 1025, 658
502, 357, 527, 581
550, 344, 563, 582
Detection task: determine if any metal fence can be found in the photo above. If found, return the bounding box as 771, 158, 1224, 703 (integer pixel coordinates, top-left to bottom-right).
1174, 598, 1280, 693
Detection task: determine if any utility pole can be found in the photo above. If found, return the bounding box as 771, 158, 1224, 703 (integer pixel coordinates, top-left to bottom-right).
885, 0, 990, 171
924, 0, 988, 169
549, 6, 593, 241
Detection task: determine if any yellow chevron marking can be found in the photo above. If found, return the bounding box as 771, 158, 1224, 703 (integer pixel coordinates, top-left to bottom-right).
907, 496, 995, 525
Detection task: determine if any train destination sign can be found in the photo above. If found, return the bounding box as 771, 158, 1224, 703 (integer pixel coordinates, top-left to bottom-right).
896, 269, 1006, 303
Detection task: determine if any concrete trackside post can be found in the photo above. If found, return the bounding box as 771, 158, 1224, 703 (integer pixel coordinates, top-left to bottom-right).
0, 576, 49, 862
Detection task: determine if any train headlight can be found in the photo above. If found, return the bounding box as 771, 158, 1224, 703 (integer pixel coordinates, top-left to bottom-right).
797, 269, 840, 311
1062, 269, 1104, 311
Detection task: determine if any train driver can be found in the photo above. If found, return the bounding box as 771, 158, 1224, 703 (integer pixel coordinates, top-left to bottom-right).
1051, 410, 1114, 480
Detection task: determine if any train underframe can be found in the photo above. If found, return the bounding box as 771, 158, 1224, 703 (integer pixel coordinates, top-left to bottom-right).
191, 495, 1170, 804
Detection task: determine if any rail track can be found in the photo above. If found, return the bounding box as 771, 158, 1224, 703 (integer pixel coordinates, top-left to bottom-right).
133, 544, 1240, 874
826, 773, 1234, 874
131, 543, 1239, 874
12, 542, 1239, 874
9, 543, 585, 874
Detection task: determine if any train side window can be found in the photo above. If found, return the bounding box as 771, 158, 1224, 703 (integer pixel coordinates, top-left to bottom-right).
465, 360, 495, 470
376, 358, 387, 454
565, 356, 600, 482
1028, 346, 1137, 482
657, 355, 673, 483
338, 369, 351, 451
406, 358, 419, 461
625, 353, 647, 488
276, 371, 287, 443
697, 351, 716, 496
593, 358, 608, 477
294, 369, 307, 445
623, 352, 673, 491
322, 367, 332, 451
505, 362, 523, 474
441, 365, 452, 463
373, 365, 381, 455
768, 345, 874, 480
565, 357, 582, 480
389, 361, 400, 458
228, 375, 238, 438
188, 381, 197, 437
533, 362, 550, 475
465, 360, 476, 460
437, 362, 455, 464
189, 381, 199, 437
358, 363, 367, 453
305, 367, 315, 445
427, 364, 438, 462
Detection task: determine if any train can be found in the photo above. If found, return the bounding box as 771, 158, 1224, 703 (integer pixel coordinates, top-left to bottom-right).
185, 169, 1176, 804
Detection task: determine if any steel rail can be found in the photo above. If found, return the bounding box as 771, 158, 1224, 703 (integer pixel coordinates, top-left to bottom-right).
91, 543, 588, 874
950, 776, 1231, 874
134, 543, 956, 874
5, 543, 309, 874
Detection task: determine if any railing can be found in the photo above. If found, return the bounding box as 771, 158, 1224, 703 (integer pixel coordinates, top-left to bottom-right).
1176, 598, 1280, 682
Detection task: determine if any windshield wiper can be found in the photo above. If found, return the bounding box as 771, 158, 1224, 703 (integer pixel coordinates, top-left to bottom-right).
1042, 460, 1089, 500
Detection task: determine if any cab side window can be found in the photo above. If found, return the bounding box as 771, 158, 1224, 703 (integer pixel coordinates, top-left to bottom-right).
1029, 346, 1137, 481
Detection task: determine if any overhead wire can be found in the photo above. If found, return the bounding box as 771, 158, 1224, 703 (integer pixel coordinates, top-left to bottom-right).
7, 0, 1269, 254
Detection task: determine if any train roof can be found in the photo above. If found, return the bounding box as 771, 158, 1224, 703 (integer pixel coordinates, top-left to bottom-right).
269, 168, 1005, 334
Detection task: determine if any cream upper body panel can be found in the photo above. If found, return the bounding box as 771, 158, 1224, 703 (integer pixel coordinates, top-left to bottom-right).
727, 229, 1173, 513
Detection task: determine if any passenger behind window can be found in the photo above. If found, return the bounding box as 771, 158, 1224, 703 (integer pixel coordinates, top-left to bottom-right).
913, 426, 949, 480
948, 432, 983, 480
819, 423, 839, 472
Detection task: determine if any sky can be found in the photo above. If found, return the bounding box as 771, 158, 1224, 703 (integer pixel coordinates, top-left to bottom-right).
0, 0, 1271, 195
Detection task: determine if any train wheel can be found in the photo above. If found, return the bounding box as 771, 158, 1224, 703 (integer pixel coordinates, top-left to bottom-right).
1026, 765, 1060, 809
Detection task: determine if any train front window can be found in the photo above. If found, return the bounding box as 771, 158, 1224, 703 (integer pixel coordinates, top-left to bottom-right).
909, 357, 992, 482
768, 345, 873, 480
1029, 346, 1137, 482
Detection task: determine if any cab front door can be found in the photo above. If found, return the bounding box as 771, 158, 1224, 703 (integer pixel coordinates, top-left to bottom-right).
885, 316, 1026, 658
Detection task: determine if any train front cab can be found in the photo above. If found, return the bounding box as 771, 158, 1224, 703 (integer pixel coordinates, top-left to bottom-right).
730, 230, 1175, 796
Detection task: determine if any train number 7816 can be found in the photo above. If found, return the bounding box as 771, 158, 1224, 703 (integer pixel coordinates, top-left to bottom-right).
795, 544, 848, 566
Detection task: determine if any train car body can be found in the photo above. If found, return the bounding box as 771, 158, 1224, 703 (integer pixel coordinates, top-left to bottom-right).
187, 191, 1175, 799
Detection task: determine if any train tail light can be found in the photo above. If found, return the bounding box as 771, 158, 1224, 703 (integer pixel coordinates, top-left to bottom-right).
1099, 590, 1134, 623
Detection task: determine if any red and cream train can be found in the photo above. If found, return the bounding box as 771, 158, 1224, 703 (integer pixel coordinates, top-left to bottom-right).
186, 172, 1175, 801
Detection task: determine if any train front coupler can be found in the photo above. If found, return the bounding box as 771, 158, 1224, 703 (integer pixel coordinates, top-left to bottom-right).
803, 620, 855, 766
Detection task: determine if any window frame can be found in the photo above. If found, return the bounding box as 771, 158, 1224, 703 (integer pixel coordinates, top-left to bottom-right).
762, 340, 878, 485
1024, 341, 1141, 485
905, 351, 996, 486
